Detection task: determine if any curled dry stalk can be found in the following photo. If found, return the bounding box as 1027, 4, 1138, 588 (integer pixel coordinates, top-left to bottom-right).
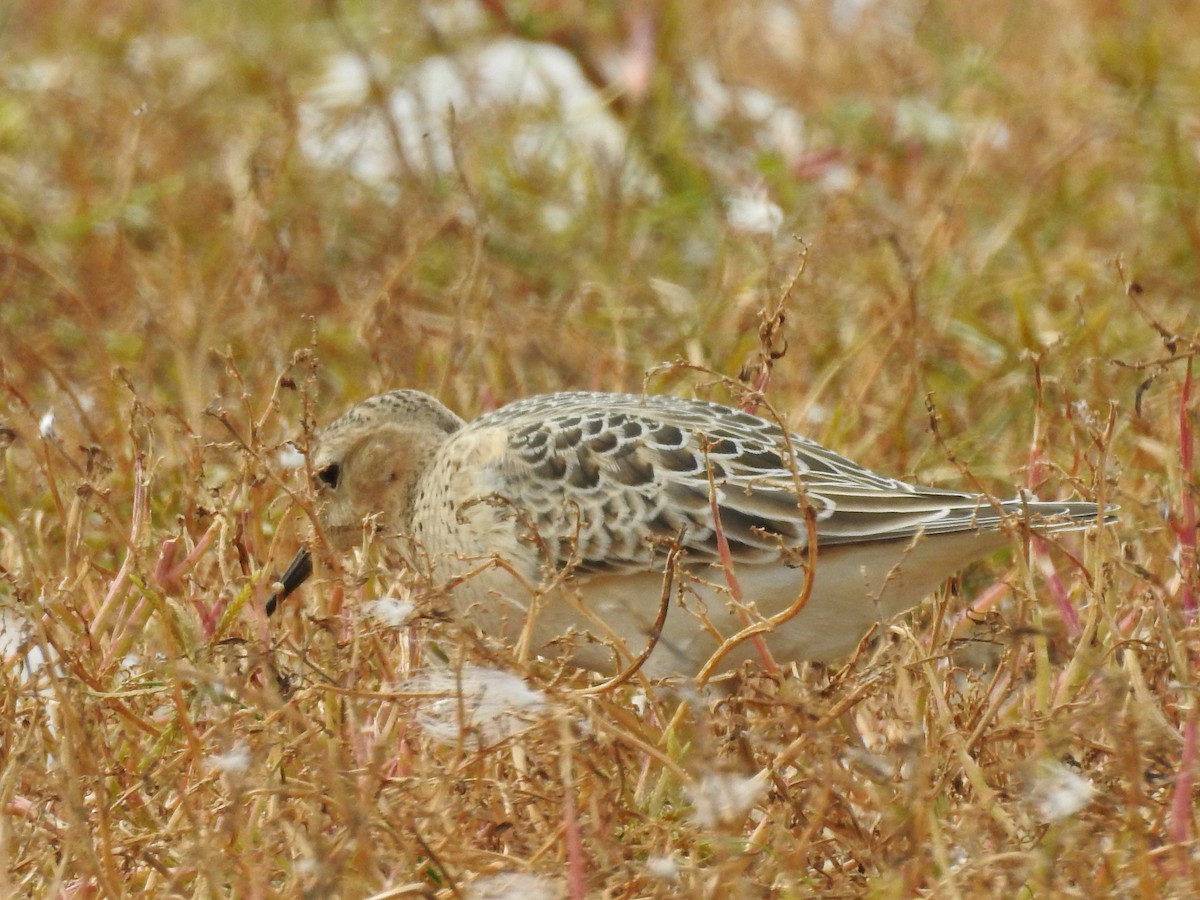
700, 387, 827, 684
642, 354, 827, 686
580, 537, 680, 696
699, 434, 780, 676
695, 502, 819, 686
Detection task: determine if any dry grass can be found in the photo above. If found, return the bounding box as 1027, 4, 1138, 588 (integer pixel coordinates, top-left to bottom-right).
1, 0, 1197, 896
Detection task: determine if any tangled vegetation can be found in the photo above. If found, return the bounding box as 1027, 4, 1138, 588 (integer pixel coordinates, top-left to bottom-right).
1, 1, 1197, 896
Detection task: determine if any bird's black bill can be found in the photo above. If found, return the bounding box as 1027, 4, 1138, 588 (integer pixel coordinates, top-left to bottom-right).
266, 548, 313, 616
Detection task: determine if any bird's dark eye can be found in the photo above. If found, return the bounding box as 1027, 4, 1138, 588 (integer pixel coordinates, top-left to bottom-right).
316, 463, 341, 489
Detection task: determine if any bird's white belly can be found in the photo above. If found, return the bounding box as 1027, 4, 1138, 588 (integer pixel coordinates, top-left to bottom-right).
429, 529, 1011, 678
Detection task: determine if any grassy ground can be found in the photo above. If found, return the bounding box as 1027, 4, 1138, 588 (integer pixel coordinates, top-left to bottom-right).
1, 0, 1197, 896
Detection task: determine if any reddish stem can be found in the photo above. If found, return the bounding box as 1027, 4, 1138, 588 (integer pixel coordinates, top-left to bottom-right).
563, 782, 587, 900
708, 489, 778, 673
1177, 358, 1196, 624
1168, 358, 1198, 867
1027, 446, 1082, 637
1169, 711, 1197, 850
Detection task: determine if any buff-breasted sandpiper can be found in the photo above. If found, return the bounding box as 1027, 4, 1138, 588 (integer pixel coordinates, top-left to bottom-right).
271, 390, 1115, 677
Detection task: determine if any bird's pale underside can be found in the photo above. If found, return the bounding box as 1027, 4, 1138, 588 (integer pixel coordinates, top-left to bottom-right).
284, 390, 1114, 678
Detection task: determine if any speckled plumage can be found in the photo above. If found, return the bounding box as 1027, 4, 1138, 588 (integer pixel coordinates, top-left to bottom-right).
306, 389, 1114, 676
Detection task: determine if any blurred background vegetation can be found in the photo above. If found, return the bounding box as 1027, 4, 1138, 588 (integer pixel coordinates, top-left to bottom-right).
0, 0, 1196, 895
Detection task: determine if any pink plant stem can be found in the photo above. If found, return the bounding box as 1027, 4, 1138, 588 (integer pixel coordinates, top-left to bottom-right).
5, 797, 64, 834
103, 479, 221, 669
1027, 446, 1082, 638
1169, 358, 1198, 862
563, 782, 587, 900
751, 369, 771, 403
708, 491, 779, 673
152, 537, 180, 589
102, 595, 151, 672
621, 5, 656, 100
1169, 712, 1197, 849
1035, 535, 1081, 639
93, 454, 147, 634
558, 719, 587, 899
155, 523, 218, 592
1177, 359, 1196, 624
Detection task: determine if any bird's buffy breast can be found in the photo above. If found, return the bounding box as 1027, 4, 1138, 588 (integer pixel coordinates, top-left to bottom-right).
407, 428, 545, 607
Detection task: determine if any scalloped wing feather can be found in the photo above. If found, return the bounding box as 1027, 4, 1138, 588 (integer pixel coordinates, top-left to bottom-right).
456, 392, 1107, 577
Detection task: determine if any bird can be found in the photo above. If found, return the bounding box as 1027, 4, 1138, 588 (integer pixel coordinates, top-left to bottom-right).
271, 389, 1115, 679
